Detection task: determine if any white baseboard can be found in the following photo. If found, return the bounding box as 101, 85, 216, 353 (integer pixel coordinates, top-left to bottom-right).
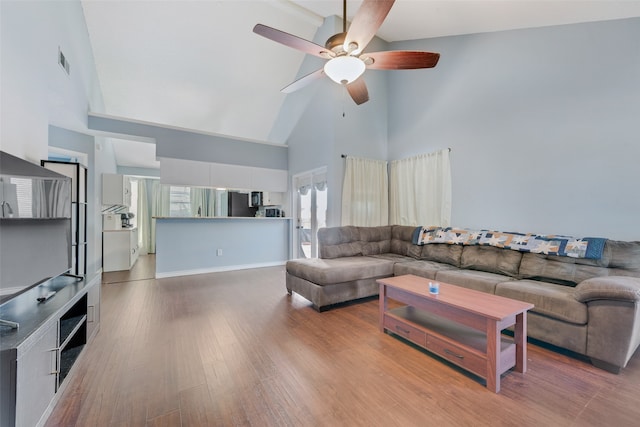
155, 261, 286, 279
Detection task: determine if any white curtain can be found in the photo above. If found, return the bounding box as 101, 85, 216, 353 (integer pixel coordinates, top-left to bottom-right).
341, 157, 388, 226
150, 181, 170, 254
389, 149, 451, 226
137, 179, 151, 255
190, 188, 215, 217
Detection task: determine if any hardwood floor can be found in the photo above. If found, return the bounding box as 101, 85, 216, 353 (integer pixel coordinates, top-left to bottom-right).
47, 261, 640, 426
102, 253, 156, 284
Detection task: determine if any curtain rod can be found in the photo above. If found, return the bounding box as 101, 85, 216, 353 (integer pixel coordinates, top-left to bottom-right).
341, 148, 451, 158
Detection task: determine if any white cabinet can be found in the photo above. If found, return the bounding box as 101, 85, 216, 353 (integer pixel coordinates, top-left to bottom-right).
159, 157, 287, 192
102, 174, 131, 207
159, 157, 210, 187
250, 168, 288, 192
210, 163, 252, 189
103, 228, 138, 272
14, 322, 57, 427
262, 192, 284, 206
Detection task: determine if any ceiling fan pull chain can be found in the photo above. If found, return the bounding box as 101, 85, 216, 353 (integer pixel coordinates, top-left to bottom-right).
343, 0, 347, 33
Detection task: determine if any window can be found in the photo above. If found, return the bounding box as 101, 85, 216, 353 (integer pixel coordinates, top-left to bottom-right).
11, 177, 32, 218
169, 186, 191, 217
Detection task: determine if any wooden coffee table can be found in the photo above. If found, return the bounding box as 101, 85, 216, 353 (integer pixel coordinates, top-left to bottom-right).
378, 274, 534, 393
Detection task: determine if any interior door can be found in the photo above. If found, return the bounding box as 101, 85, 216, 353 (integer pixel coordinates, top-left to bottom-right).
293, 168, 327, 259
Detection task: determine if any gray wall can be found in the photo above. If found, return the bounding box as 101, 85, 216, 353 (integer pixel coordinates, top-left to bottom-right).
386, 18, 640, 240
88, 114, 288, 171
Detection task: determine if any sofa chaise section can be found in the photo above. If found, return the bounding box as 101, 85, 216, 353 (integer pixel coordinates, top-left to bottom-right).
286, 226, 402, 311
286, 256, 395, 311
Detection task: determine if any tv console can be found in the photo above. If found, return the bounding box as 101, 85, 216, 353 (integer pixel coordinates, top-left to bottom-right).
0, 274, 101, 427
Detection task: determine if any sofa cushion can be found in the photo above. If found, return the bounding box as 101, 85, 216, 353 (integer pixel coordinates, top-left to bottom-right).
390, 225, 423, 258
496, 280, 588, 325
359, 226, 393, 256
318, 226, 363, 258
419, 243, 463, 267
435, 269, 510, 294
607, 240, 640, 271
460, 245, 522, 277
393, 260, 457, 280
286, 256, 394, 286
518, 253, 610, 286
318, 226, 392, 259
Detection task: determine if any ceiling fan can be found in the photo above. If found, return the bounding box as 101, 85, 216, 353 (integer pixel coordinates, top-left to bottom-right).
253, 0, 440, 105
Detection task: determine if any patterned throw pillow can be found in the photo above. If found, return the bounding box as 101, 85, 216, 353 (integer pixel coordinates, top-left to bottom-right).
413, 226, 442, 245
413, 227, 478, 245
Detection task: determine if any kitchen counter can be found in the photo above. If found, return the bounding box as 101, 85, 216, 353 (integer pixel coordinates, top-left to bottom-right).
154, 216, 291, 278
153, 216, 291, 220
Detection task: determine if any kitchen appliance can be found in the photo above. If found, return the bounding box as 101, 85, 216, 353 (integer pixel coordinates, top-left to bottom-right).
250, 191, 262, 207
265, 208, 282, 217
121, 212, 134, 228
228, 192, 258, 217
103, 213, 121, 230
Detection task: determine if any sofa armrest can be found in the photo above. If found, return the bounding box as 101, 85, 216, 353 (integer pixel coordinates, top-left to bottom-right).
574, 276, 640, 303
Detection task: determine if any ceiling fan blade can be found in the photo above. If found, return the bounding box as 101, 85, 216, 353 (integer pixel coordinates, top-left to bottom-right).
253, 24, 332, 59
346, 78, 369, 105
345, 0, 395, 55
281, 68, 325, 93
364, 51, 440, 70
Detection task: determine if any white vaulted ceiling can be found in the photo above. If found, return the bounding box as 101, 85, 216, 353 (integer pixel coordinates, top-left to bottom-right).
81, 1, 640, 168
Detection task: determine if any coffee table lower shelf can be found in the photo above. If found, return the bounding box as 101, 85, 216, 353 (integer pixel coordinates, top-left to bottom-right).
384, 306, 516, 384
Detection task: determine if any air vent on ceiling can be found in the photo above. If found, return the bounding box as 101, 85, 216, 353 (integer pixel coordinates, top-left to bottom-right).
58, 47, 70, 75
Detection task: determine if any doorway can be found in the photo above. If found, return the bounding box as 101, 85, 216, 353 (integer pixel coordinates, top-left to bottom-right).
293, 168, 327, 259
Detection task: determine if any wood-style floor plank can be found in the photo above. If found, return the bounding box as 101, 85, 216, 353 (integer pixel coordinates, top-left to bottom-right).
46, 257, 640, 426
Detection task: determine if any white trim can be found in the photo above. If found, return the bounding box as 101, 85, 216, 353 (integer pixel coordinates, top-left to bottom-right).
155, 261, 286, 279
88, 112, 287, 148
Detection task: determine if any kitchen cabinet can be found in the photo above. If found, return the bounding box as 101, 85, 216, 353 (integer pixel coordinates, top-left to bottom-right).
41, 161, 87, 277
159, 157, 210, 187
103, 228, 138, 272
102, 174, 131, 207
159, 157, 287, 192
262, 192, 284, 206
250, 168, 287, 192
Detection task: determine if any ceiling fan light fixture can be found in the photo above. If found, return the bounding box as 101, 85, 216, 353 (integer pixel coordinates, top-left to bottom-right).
323, 56, 365, 85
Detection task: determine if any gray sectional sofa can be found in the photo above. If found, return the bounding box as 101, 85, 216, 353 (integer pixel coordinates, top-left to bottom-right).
285, 225, 640, 373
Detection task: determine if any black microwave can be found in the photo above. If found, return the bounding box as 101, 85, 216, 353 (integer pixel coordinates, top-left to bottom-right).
265, 208, 282, 217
